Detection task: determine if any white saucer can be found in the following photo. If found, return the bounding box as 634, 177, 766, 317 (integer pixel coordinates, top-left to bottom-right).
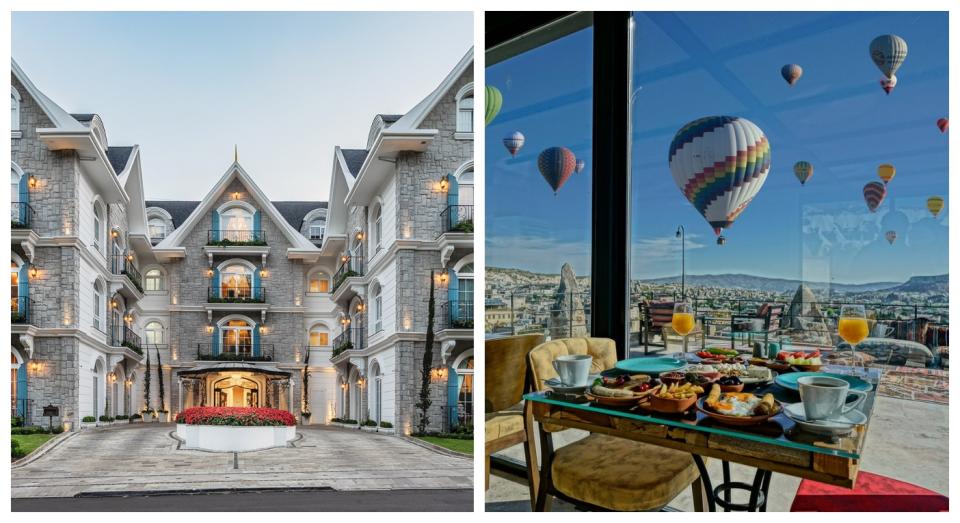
545, 374, 599, 394
783, 402, 867, 436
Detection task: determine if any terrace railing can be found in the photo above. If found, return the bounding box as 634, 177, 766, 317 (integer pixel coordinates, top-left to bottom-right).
11, 296, 32, 325
440, 205, 474, 234
207, 286, 266, 303
485, 291, 591, 338
332, 255, 364, 293
196, 343, 274, 362
110, 254, 143, 293
438, 300, 474, 330
332, 327, 365, 357
207, 229, 267, 245
11, 202, 35, 229
111, 326, 143, 355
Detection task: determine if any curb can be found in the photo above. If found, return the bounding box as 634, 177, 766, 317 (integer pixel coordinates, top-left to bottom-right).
75, 486, 337, 498
11, 430, 76, 469
402, 436, 473, 460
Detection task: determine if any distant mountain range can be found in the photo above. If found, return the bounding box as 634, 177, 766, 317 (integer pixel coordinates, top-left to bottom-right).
639, 273, 947, 294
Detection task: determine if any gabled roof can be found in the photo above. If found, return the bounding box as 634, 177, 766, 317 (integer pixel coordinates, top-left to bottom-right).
391, 47, 473, 131
273, 201, 328, 230
154, 162, 318, 251
145, 201, 201, 228
70, 113, 97, 123
340, 149, 369, 178
378, 114, 403, 125
106, 146, 135, 175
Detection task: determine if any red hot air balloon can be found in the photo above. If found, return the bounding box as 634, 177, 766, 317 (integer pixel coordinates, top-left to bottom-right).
937, 118, 949, 133
537, 147, 577, 195
863, 181, 887, 212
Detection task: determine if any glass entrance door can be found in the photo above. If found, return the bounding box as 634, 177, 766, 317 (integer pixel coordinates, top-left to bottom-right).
221, 320, 253, 356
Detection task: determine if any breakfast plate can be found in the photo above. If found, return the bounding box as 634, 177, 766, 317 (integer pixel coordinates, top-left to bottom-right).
615, 357, 685, 375
775, 372, 873, 393
695, 387, 782, 427
782, 402, 867, 436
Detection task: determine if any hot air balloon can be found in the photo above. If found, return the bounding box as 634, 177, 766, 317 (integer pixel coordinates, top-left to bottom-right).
485, 86, 502, 126
575, 159, 586, 174
668, 116, 771, 245
885, 230, 897, 245
927, 196, 944, 218
937, 118, 949, 133
502, 131, 525, 157
537, 147, 577, 195
877, 164, 896, 184
879, 74, 897, 95
870, 34, 908, 78
781, 64, 803, 87
863, 181, 887, 212
793, 161, 813, 185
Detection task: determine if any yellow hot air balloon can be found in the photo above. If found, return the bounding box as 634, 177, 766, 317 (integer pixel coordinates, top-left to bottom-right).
927, 196, 944, 218
877, 164, 896, 184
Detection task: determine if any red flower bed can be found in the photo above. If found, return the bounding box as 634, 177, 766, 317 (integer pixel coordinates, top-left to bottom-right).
175, 407, 296, 427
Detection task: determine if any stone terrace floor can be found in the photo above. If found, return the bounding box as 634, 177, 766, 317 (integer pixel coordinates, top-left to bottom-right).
12, 424, 473, 498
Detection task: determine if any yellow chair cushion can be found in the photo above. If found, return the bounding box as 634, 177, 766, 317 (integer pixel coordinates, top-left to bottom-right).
485, 412, 524, 442
551, 434, 699, 511
528, 337, 618, 391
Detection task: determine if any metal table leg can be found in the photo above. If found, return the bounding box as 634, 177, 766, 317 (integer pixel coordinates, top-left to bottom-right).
691, 456, 772, 512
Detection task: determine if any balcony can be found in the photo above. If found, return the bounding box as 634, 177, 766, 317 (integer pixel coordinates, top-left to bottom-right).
196, 343, 274, 362
440, 205, 474, 234
11, 296, 32, 325
110, 254, 143, 294
11, 202, 35, 229
208, 286, 266, 303
438, 300, 474, 330
110, 325, 143, 355
332, 327, 366, 357
332, 255, 364, 293
207, 229, 267, 246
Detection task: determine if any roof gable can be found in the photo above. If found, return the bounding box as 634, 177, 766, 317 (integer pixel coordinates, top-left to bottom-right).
391, 48, 473, 131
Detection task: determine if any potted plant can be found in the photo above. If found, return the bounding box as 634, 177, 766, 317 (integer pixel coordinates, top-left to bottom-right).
81, 416, 96, 429
300, 411, 311, 424
158, 409, 170, 422
143, 409, 156, 422
98, 415, 114, 427
130, 413, 143, 423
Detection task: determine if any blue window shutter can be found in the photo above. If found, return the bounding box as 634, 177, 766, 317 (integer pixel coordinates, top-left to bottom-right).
253, 268, 261, 299
17, 264, 29, 316
211, 211, 220, 241
211, 267, 220, 298
18, 175, 29, 223
16, 363, 27, 417
253, 210, 262, 240
211, 327, 219, 356
252, 323, 261, 357
446, 174, 459, 229
446, 365, 458, 429
447, 269, 459, 322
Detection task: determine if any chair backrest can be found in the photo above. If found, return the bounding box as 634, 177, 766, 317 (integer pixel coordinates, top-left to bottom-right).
645, 301, 675, 328
766, 304, 785, 330
528, 337, 617, 393
485, 333, 544, 413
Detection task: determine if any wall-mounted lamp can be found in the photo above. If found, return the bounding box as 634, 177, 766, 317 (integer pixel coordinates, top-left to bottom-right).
28, 175, 37, 189
439, 174, 449, 192
259, 269, 268, 278
341, 255, 349, 263
205, 324, 214, 334
28, 361, 42, 373
111, 229, 120, 238
356, 303, 365, 313
110, 299, 118, 309
232, 192, 241, 200
438, 270, 449, 284
28, 266, 38, 279
430, 367, 448, 382
340, 317, 351, 326
259, 325, 267, 334
126, 254, 134, 261
357, 378, 365, 387
125, 378, 133, 387
108, 372, 117, 383
123, 314, 133, 323
206, 268, 214, 278
340, 383, 347, 390
356, 231, 364, 241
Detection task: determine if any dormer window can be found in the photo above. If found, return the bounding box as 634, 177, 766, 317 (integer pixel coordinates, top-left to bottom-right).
148, 217, 167, 241
457, 93, 474, 133
309, 218, 325, 242
11, 86, 22, 138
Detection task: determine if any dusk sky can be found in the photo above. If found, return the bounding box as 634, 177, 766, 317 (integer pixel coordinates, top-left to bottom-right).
12, 11, 472, 201
486, 11, 948, 285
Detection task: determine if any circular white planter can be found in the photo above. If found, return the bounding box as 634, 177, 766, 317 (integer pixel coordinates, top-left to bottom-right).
176, 424, 296, 452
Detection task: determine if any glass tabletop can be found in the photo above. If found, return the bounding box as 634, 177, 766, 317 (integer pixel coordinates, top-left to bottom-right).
524, 365, 882, 459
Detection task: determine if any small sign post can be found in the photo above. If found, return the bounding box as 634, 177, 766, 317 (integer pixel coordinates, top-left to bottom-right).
42, 404, 59, 432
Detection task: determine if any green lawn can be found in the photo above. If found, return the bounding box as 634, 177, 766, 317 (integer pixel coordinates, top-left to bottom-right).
12, 433, 55, 457
416, 436, 473, 454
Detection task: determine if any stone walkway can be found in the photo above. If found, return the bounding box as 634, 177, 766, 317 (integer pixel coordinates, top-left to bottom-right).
12, 424, 472, 498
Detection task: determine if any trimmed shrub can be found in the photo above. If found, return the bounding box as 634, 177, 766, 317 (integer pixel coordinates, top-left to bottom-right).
379, 421, 393, 428
12, 440, 25, 459
362, 419, 377, 427
11, 426, 47, 435
82, 416, 96, 423
175, 406, 295, 427
130, 413, 142, 420
99, 415, 114, 422
115, 415, 128, 420
51, 425, 64, 434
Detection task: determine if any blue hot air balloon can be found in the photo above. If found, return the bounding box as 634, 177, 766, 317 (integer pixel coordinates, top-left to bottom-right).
537, 147, 577, 195
503, 131, 525, 157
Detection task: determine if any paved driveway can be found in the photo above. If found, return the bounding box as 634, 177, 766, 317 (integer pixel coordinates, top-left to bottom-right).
12, 424, 472, 498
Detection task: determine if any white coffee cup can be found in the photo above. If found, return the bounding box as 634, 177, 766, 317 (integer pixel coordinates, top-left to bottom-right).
552, 355, 593, 387
798, 376, 867, 421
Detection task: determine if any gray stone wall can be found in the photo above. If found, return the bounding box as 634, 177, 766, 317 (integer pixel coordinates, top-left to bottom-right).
393, 341, 448, 434
25, 337, 80, 428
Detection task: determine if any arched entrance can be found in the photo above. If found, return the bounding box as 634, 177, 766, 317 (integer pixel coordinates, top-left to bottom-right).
177, 362, 292, 413
212, 376, 260, 407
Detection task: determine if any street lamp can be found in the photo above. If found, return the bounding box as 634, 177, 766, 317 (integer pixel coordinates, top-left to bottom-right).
675, 225, 685, 301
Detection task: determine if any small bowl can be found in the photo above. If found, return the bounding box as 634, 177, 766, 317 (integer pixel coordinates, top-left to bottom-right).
719, 382, 745, 393
766, 361, 793, 373
647, 394, 698, 414
659, 372, 687, 386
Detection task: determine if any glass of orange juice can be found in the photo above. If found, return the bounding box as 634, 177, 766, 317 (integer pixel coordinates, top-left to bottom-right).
672, 301, 695, 354
838, 304, 868, 365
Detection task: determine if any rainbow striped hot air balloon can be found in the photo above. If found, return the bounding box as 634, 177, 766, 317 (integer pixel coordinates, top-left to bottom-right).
885, 230, 897, 245
668, 116, 771, 245
793, 161, 813, 185
863, 181, 887, 212
927, 196, 944, 218
870, 34, 908, 78
485, 86, 502, 126
781, 64, 803, 87
503, 131, 525, 157
537, 146, 577, 195
877, 164, 896, 184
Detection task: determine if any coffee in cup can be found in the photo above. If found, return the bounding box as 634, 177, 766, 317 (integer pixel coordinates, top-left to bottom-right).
798, 376, 867, 421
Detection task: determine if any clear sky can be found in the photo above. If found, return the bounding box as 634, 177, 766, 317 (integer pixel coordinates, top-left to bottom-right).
486, 11, 948, 285
13, 11, 472, 201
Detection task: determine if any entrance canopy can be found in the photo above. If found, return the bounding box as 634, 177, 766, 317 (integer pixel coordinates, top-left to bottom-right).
177, 361, 290, 378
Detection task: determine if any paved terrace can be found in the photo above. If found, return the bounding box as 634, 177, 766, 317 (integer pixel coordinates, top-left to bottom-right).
486, 394, 948, 511
12, 424, 472, 498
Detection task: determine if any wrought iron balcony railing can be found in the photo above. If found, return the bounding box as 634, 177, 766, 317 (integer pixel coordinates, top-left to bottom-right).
332, 255, 364, 293
438, 300, 474, 330
110, 254, 143, 293
11, 296, 32, 325
197, 343, 274, 362
207, 229, 267, 245
207, 286, 266, 303
111, 325, 143, 355
332, 327, 366, 357
440, 204, 474, 234
11, 202, 35, 229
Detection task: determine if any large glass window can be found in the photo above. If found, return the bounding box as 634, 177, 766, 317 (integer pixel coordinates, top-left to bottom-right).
221, 319, 253, 356
144, 321, 164, 345
628, 12, 949, 365
485, 16, 594, 339
308, 325, 329, 347
148, 218, 166, 240
144, 269, 164, 291
220, 264, 253, 298
457, 92, 474, 133
307, 271, 330, 293
93, 280, 103, 330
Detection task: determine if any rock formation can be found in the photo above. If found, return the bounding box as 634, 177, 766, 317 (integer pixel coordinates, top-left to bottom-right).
550, 263, 588, 339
